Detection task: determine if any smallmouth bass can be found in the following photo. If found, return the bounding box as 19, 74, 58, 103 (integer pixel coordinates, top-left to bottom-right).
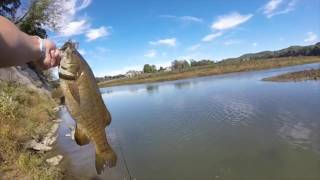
58, 41, 117, 174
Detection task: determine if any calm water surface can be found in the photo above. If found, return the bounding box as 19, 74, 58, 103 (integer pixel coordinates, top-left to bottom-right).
56, 63, 320, 180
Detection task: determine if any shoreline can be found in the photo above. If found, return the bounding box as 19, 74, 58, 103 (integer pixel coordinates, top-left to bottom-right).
99, 56, 320, 88
0, 82, 63, 179
262, 68, 320, 82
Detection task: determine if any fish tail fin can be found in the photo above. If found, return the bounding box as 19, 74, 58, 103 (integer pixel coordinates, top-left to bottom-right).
95, 149, 117, 174
74, 125, 90, 146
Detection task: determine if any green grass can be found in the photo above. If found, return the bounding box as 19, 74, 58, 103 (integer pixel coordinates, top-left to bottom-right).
0, 82, 62, 180
99, 56, 320, 87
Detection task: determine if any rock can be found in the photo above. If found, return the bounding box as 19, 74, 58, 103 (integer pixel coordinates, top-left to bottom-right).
65, 130, 75, 140
70, 128, 75, 140
25, 122, 60, 151
52, 119, 62, 123
26, 140, 52, 151
53, 107, 60, 112
46, 155, 63, 166
42, 136, 57, 146
49, 123, 59, 136
66, 125, 75, 140
0, 65, 50, 93
41, 123, 59, 146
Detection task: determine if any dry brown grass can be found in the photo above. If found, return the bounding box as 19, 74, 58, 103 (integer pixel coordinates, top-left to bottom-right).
0, 82, 62, 180
263, 68, 320, 82
99, 56, 320, 87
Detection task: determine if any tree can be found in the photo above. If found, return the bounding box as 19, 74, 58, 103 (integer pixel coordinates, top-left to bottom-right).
0, 0, 21, 20
143, 64, 157, 73
159, 66, 165, 72
143, 64, 152, 73
190, 59, 214, 67
171, 60, 190, 70
151, 65, 157, 72
1, 0, 60, 38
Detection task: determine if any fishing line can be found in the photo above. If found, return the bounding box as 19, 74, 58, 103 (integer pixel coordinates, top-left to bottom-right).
113, 126, 133, 180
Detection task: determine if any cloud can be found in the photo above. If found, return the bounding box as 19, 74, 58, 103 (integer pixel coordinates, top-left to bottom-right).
52, 0, 111, 40
150, 38, 177, 47
264, 0, 283, 15
252, 42, 258, 47
78, 49, 86, 55
202, 32, 223, 42
59, 19, 90, 36
304, 32, 318, 43
187, 44, 201, 51
263, 0, 297, 18
160, 15, 203, 23
85, 26, 111, 41
144, 50, 157, 58
211, 12, 253, 30
77, 0, 92, 11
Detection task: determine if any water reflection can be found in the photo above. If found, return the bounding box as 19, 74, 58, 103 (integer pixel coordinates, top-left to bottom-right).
174, 81, 192, 89
145, 84, 159, 94
58, 63, 320, 179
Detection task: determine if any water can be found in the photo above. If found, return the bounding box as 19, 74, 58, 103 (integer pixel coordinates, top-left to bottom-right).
56, 63, 320, 180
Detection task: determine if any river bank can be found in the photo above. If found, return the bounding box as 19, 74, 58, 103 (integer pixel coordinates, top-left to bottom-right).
0, 82, 63, 179
263, 68, 320, 82
99, 56, 320, 87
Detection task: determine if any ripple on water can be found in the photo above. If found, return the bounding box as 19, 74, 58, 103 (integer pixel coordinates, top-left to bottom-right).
276, 110, 313, 149
209, 95, 255, 127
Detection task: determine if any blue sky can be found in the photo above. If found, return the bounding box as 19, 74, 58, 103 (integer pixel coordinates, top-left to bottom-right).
47, 0, 319, 76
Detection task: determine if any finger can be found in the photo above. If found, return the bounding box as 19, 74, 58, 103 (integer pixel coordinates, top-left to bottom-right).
48, 50, 55, 66
54, 50, 61, 61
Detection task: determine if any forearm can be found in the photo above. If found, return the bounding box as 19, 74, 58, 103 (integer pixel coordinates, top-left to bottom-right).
0, 16, 41, 67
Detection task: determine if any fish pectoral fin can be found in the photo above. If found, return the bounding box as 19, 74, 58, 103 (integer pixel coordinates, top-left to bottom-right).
95, 150, 117, 174
67, 81, 80, 104
103, 110, 112, 126
74, 125, 90, 146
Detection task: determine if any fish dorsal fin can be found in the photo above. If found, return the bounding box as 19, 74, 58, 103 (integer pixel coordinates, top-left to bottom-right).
67, 81, 80, 104
74, 124, 90, 146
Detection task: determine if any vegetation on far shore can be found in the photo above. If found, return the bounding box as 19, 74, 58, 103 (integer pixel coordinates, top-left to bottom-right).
0, 82, 62, 180
263, 68, 320, 82
99, 56, 320, 87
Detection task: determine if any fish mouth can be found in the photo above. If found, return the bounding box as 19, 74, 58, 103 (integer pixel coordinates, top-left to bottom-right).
59, 67, 77, 80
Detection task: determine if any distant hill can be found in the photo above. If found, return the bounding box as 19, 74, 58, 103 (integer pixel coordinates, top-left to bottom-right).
222, 42, 320, 62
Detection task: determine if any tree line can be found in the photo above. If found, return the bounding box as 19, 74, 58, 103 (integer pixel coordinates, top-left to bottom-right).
143, 59, 215, 73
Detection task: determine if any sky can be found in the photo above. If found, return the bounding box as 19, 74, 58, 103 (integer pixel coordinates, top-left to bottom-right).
42, 0, 319, 76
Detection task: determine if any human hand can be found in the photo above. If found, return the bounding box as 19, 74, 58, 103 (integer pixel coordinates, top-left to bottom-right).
35, 39, 61, 70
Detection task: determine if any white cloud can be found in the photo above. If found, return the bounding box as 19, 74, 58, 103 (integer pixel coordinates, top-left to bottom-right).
144, 50, 157, 58
52, 0, 112, 40
304, 32, 318, 43
59, 20, 90, 36
150, 38, 177, 47
78, 49, 86, 55
263, 0, 297, 18
202, 32, 223, 42
77, 0, 92, 11
85, 26, 111, 41
160, 15, 203, 23
187, 44, 201, 51
180, 16, 203, 23
211, 12, 253, 30
252, 42, 258, 47
264, 0, 283, 15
